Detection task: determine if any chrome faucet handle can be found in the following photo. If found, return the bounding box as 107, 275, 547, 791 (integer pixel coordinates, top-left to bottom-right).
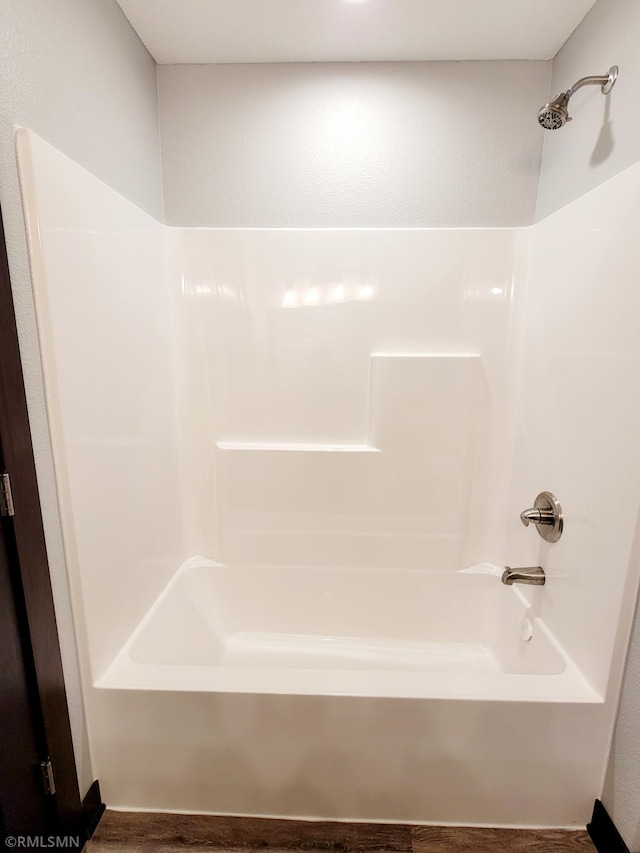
519, 491, 563, 543
520, 508, 556, 527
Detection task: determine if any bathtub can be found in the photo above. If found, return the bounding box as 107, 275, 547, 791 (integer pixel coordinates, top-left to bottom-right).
91, 557, 607, 824
99, 558, 596, 702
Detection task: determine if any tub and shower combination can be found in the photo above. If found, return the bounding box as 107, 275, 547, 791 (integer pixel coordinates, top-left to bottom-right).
17, 129, 640, 827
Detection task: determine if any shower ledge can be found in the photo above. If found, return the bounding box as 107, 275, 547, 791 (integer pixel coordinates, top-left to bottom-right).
216, 442, 380, 452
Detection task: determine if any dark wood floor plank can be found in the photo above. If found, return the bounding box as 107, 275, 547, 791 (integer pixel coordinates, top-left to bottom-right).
88, 811, 412, 852
411, 826, 595, 852
87, 812, 596, 853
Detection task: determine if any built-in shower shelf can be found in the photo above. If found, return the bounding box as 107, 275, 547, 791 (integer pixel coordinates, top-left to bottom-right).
216, 441, 380, 453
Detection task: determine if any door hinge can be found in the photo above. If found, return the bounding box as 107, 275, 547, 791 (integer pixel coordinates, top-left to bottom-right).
0, 473, 15, 517
40, 759, 56, 796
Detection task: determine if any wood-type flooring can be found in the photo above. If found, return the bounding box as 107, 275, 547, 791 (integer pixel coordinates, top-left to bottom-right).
87, 810, 596, 852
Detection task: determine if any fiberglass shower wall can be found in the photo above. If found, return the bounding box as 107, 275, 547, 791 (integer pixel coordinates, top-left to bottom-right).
20, 130, 522, 685
176, 227, 519, 572
506, 162, 640, 700
17, 130, 185, 682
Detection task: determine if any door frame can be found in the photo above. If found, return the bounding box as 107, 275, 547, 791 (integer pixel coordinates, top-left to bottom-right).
0, 203, 104, 843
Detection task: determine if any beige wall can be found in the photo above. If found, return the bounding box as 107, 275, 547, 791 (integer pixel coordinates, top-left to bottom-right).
158, 61, 550, 227
0, 0, 163, 795
605, 602, 640, 850
536, 0, 640, 220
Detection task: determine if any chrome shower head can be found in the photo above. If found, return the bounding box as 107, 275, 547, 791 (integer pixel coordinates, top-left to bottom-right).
537, 65, 618, 131
538, 92, 572, 130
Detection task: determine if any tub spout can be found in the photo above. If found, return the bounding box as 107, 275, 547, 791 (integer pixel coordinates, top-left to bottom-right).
501, 566, 546, 586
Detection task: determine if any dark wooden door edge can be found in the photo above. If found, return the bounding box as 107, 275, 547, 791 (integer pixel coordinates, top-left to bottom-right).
587, 800, 632, 853
81, 780, 105, 841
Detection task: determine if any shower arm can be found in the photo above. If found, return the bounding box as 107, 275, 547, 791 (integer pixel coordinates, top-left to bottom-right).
568, 68, 618, 96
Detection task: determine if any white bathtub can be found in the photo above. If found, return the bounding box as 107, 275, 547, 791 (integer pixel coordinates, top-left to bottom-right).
99, 557, 596, 702
91, 557, 607, 824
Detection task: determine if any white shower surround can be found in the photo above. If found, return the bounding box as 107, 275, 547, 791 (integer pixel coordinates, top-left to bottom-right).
16, 130, 640, 826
